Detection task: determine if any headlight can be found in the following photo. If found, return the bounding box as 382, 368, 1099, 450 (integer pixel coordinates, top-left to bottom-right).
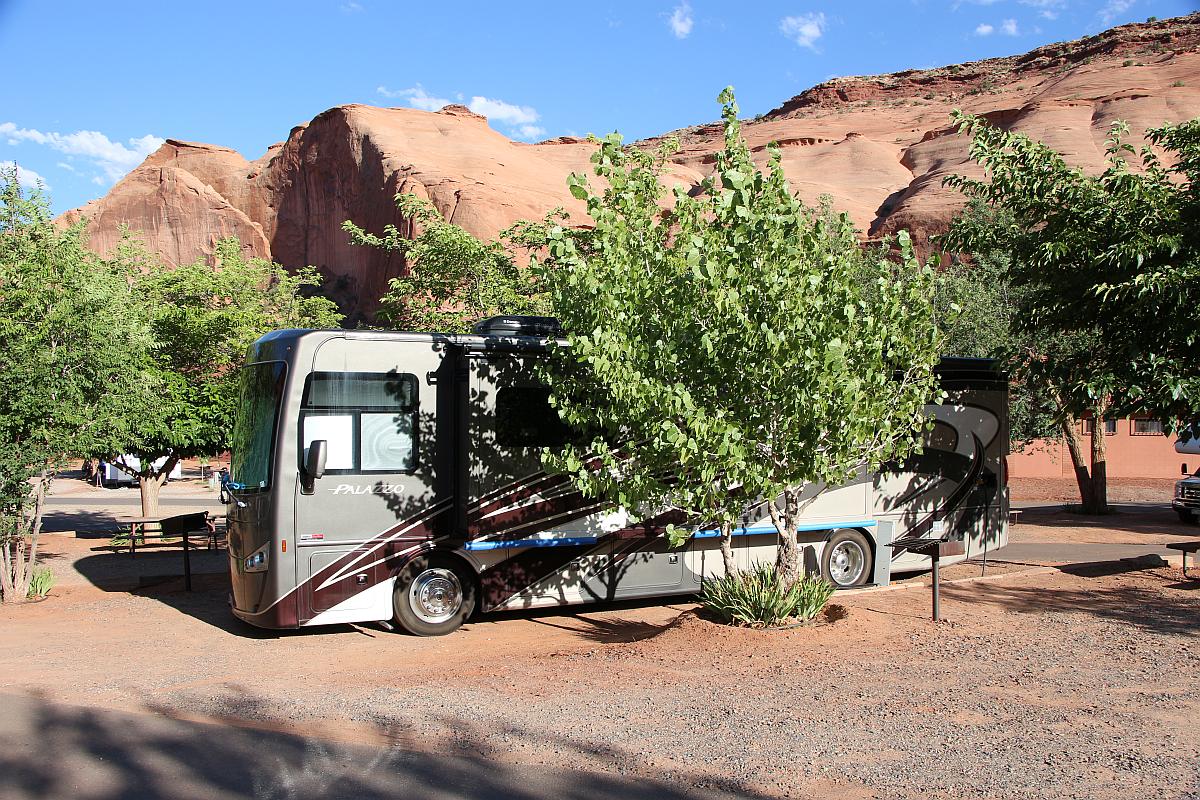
1176, 484, 1184, 498
243, 541, 270, 573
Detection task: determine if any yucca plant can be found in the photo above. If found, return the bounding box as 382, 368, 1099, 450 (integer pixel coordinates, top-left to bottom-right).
26, 567, 53, 600
700, 563, 834, 628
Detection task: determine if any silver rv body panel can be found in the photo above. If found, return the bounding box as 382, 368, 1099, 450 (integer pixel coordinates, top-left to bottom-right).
226, 329, 1008, 630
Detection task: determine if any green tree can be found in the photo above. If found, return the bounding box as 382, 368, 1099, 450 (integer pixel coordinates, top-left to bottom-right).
933, 206, 1065, 449
343, 194, 553, 333
940, 114, 1200, 512
111, 237, 343, 516
0, 171, 154, 602
540, 89, 943, 584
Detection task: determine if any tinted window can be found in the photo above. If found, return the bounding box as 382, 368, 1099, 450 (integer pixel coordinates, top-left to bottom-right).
496, 387, 572, 448
305, 372, 416, 409
231, 361, 287, 490
300, 371, 418, 472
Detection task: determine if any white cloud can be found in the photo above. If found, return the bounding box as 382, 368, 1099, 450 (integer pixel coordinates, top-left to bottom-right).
780, 13, 827, 51
0, 160, 48, 190
340, 1, 363, 11
669, 2, 694, 39
1099, 0, 1135, 26
376, 84, 454, 111
975, 18, 1019, 36
0, 122, 162, 183
376, 85, 545, 140
467, 96, 539, 126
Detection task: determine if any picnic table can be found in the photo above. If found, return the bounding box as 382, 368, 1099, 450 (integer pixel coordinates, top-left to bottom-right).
115, 512, 223, 591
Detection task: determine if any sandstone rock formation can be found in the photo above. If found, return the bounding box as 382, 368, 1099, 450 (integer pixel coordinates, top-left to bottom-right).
65, 14, 1200, 322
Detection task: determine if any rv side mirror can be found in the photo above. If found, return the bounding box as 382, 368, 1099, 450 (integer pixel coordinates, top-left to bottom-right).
1184, 462, 1190, 476
302, 440, 328, 494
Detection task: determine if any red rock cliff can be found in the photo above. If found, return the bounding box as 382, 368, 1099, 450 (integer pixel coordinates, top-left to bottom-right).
64, 14, 1200, 322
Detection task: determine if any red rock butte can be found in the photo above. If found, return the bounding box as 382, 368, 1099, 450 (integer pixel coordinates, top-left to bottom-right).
63, 14, 1200, 322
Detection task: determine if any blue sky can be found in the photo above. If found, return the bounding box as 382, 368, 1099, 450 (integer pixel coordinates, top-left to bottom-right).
1, 0, 1194, 214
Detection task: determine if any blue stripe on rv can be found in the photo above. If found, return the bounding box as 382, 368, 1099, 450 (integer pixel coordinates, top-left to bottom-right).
692, 520, 877, 538
464, 519, 876, 550
465, 536, 600, 551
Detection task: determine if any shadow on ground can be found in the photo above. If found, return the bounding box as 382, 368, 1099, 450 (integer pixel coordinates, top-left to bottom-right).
944, 564, 1200, 637
0, 692, 763, 800
41, 508, 123, 535
1015, 504, 1198, 537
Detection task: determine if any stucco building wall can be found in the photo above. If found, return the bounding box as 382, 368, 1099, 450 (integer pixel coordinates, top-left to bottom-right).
1008, 417, 1181, 478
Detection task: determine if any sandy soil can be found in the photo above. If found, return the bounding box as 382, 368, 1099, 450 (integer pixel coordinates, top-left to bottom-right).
4, 523, 1199, 799
1010, 476, 1178, 504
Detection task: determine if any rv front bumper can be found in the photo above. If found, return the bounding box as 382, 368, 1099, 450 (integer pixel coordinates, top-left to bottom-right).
229, 593, 300, 629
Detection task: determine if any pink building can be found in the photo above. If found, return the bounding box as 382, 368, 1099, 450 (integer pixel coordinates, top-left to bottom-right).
1007, 416, 1180, 479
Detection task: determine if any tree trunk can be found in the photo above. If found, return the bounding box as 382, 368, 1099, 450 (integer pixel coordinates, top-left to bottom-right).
0, 472, 49, 604
139, 455, 181, 519
771, 489, 800, 588
719, 520, 736, 577
1088, 408, 1110, 514
1061, 410, 1110, 514
139, 473, 166, 518
1061, 414, 1093, 509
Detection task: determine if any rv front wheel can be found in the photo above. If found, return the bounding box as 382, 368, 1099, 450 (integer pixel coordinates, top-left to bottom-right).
821, 530, 873, 588
393, 555, 477, 636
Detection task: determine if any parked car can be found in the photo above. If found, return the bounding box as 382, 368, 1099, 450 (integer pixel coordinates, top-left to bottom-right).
1174, 432, 1200, 523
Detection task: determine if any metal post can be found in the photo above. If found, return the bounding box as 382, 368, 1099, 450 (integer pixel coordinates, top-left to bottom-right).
183, 531, 192, 592
931, 554, 941, 622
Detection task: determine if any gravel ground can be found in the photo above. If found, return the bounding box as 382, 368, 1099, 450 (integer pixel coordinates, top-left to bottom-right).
4, 531, 1198, 799
5, 481, 1199, 799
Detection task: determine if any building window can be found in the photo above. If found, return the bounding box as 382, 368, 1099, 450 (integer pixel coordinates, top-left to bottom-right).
1130, 418, 1165, 436
1082, 418, 1117, 436
299, 371, 418, 472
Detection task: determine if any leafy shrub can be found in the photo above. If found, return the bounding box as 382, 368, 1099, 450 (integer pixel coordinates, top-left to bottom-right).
700, 563, 835, 628
26, 567, 53, 599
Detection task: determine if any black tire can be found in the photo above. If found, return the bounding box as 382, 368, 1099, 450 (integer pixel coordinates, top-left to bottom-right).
1177, 509, 1198, 525
821, 529, 873, 588
393, 554, 476, 636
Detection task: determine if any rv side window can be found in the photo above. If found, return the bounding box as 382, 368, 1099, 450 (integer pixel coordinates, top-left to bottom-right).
300, 371, 418, 473
495, 387, 572, 448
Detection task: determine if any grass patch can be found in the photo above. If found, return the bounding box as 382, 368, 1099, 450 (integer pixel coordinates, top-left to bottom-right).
27, 567, 54, 599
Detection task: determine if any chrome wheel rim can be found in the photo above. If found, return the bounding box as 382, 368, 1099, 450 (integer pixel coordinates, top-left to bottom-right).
828, 540, 865, 586
409, 568, 462, 624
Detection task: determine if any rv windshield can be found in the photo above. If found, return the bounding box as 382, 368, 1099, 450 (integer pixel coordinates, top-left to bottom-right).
231, 361, 287, 490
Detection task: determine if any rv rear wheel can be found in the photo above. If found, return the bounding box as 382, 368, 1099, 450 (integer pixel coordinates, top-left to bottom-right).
393, 555, 476, 636
821, 529, 873, 588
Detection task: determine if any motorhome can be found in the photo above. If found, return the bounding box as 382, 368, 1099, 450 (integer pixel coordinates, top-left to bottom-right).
225, 318, 1009, 636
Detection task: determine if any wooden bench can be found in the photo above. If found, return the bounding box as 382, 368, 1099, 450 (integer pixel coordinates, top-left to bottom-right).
1165, 541, 1200, 579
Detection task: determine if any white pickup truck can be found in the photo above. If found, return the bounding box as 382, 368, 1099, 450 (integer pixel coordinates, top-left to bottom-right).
1174, 434, 1200, 523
